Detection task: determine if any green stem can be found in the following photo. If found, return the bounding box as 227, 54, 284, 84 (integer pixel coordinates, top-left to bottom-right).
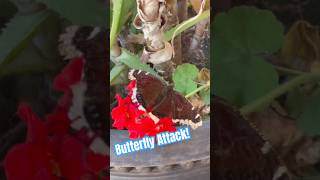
274, 65, 306, 76
164, 9, 210, 41
240, 73, 320, 115
110, 0, 123, 49
185, 82, 210, 98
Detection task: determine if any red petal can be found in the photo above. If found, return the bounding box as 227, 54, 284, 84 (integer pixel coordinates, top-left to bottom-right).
111, 108, 127, 130
17, 103, 47, 144
4, 143, 53, 180
46, 109, 70, 135
56, 90, 73, 111
59, 136, 88, 179
147, 118, 176, 136
74, 128, 93, 146
86, 151, 108, 173
111, 95, 136, 130
127, 116, 156, 139
53, 57, 84, 92
126, 80, 136, 95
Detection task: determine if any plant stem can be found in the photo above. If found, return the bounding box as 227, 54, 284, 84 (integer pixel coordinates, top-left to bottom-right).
240, 72, 320, 115
185, 81, 210, 98
110, 0, 123, 49
274, 65, 306, 76
164, 9, 210, 41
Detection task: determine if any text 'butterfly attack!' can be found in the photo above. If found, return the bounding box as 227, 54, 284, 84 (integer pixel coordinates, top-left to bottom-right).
213, 96, 291, 180
111, 69, 203, 139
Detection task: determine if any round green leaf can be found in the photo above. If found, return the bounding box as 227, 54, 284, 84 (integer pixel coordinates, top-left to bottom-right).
213, 6, 284, 106
173, 63, 199, 95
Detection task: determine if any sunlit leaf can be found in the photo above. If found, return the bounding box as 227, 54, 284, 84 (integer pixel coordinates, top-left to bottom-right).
115, 49, 160, 79
110, 0, 136, 48
173, 63, 199, 95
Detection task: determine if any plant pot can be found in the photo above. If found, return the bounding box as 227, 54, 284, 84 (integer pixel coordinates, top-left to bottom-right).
110, 120, 210, 180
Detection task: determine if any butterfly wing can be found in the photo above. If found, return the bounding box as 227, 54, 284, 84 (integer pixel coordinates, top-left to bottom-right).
213, 96, 290, 180
129, 69, 202, 129
72, 26, 108, 139
129, 70, 167, 111
171, 90, 202, 129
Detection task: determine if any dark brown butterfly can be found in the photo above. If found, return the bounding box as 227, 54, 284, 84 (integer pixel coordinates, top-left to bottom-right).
128, 69, 202, 129
71, 26, 108, 141
213, 96, 291, 180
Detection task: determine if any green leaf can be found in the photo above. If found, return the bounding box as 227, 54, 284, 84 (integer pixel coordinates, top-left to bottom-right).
0, 11, 50, 68
115, 49, 160, 79
213, 6, 284, 106
286, 87, 320, 136
0, 42, 58, 77
285, 86, 309, 119
110, 64, 126, 85
37, 0, 107, 27
173, 63, 199, 95
110, 0, 136, 48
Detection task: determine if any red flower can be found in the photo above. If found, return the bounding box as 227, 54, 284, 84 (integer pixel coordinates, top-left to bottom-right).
58, 136, 108, 179
111, 80, 177, 139
4, 143, 56, 180
53, 57, 84, 92
86, 151, 108, 173
147, 118, 176, 136
127, 116, 156, 139
110, 95, 133, 130
4, 104, 55, 180
5, 57, 109, 180
5, 103, 108, 180
126, 80, 136, 95
55, 90, 73, 111
46, 109, 70, 135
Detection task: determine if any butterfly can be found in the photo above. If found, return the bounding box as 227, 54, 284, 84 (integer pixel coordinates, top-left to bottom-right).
213, 96, 291, 180
128, 69, 203, 129
66, 26, 108, 141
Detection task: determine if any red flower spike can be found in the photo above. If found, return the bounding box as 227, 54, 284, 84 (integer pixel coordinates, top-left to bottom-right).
53, 57, 84, 92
